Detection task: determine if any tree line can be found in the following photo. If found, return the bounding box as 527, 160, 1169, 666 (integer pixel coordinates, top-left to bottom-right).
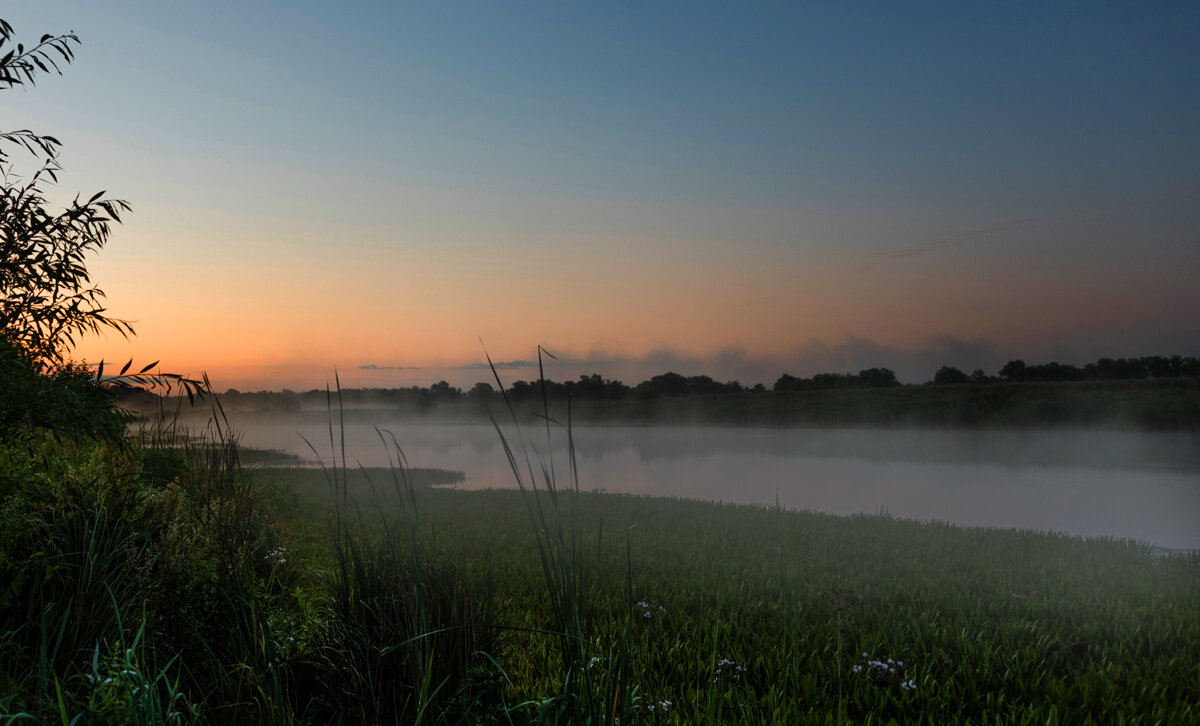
113, 354, 1200, 414
933, 355, 1200, 385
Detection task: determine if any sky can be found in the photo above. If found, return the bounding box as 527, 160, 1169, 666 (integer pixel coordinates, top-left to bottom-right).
6, 1, 1199, 391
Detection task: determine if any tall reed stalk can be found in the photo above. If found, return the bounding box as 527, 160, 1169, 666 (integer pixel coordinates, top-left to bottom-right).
300, 372, 491, 724
485, 346, 635, 724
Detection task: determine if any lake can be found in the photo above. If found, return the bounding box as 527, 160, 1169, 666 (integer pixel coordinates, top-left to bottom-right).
207, 412, 1200, 550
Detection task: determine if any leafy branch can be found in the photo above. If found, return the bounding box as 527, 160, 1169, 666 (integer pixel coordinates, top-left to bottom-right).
95, 359, 209, 405
0, 16, 210, 405
0, 19, 78, 90
0, 19, 77, 166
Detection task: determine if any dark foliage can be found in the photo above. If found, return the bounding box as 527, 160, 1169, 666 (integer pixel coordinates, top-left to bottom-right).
997, 356, 1200, 383
0, 334, 128, 442
1, 20, 137, 365
775, 367, 901, 392
933, 366, 970, 385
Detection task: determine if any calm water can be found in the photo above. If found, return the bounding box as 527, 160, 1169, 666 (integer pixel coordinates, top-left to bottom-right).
215, 413, 1200, 549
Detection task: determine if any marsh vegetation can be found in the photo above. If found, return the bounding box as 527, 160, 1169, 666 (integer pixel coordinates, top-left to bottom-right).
5, 363, 1199, 723
3, 14, 1199, 725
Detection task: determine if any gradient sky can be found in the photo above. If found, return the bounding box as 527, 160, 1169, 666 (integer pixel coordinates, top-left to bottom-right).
7, 1, 1199, 390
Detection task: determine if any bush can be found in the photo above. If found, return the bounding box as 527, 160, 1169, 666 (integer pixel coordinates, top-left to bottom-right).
0, 336, 129, 443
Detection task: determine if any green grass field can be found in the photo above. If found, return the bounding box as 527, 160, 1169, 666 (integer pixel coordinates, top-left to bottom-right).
250, 461, 1200, 724
2, 409, 1196, 723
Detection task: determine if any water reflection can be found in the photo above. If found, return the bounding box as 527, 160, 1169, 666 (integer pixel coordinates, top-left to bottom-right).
216, 414, 1199, 549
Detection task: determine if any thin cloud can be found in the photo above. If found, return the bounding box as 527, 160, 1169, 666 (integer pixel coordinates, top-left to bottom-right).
453, 359, 536, 371
359, 364, 421, 371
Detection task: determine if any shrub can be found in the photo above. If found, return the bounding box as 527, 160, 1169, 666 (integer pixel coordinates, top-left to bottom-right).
0, 336, 129, 443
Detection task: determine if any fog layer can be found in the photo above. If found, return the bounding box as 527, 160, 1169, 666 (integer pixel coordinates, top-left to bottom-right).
185, 412, 1199, 550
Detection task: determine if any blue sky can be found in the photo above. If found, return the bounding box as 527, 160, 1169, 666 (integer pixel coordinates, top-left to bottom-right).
6, 1, 1198, 388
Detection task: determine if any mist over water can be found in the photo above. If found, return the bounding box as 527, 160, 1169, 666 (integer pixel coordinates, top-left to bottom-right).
205, 412, 1199, 550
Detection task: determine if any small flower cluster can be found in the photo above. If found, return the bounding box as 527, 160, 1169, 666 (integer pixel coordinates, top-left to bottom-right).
645, 699, 672, 713
265, 546, 287, 566
713, 657, 746, 684
852, 652, 915, 691
637, 600, 666, 620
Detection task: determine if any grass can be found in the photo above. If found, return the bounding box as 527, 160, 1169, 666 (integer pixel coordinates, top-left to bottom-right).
4, 373, 1199, 723
254, 463, 1200, 724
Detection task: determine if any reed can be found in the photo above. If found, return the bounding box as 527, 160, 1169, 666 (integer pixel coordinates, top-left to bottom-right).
5, 364, 1200, 723
297, 372, 495, 724
482, 345, 637, 724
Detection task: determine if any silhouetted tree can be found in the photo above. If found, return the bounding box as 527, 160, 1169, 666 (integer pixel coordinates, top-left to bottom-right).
0, 18, 203, 402
644, 372, 689, 397
999, 360, 1028, 382
1, 20, 134, 364
773, 373, 806, 392
573, 373, 630, 400
811, 373, 851, 389
1086, 357, 1148, 380
466, 381, 496, 403
856, 367, 900, 388
683, 375, 723, 395
933, 366, 969, 385
508, 380, 535, 403
429, 380, 462, 400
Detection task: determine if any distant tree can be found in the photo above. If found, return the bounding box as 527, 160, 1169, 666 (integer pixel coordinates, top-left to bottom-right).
1085, 357, 1118, 380
1031, 362, 1085, 382
933, 366, 969, 385
466, 381, 495, 403
429, 380, 462, 400
633, 381, 660, 401
773, 373, 806, 392
572, 373, 602, 400
811, 373, 847, 390
856, 367, 900, 388
969, 368, 990, 384
573, 373, 630, 401
683, 375, 723, 396
999, 360, 1027, 382
1085, 356, 1163, 381
998, 359, 1092, 383
508, 380, 534, 403
1005, 361, 1078, 382
277, 389, 300, 412
602, 376, 631, 400
645, 372, 689, 397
